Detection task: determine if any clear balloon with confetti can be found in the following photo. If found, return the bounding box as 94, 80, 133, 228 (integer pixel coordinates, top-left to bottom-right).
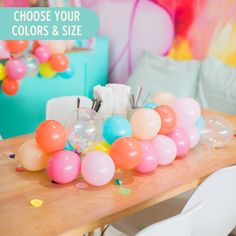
65, 108, 103, 153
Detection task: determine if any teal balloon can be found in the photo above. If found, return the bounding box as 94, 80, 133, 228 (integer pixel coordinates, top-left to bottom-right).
58, 64, 75, 79
103, 115, 132, 144
143, 102, 159, 109
195, 116, 205, 131
64, 141, 75, 151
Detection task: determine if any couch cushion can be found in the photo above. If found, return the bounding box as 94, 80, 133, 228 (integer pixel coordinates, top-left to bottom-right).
127, 51, 200, 104
198, 57, 236, 114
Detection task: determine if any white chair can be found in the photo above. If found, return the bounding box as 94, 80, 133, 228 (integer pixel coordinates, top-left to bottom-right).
112, 166, 236, 236
136, 203, 202, 236
46, 96, 92, 125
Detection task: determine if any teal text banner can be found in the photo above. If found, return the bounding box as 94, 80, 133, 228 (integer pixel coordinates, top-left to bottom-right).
0, 7, 99, 40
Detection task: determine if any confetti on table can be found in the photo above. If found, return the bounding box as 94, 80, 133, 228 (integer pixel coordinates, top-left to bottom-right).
8, 153, 15, 159
114, 179, 123, 186
30, 199, 43, 208
234, 134, 236, 138
137, 225, 146, 230
75, 182, 88, 189
118, 187, 132, 195
15, 167, 25, 172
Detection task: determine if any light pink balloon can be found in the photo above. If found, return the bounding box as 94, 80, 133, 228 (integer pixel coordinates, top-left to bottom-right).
172, 97, 201, 130
185, 127, 200, 148
89, 0, 174, 83
135, 141, 158, 173
0, 41, 10, 59
6, 58, 27, 80
47, 150, 80, 184
152, 92, 175, 106
150, 135, 177, 165
34, 46, 51, 63
48, 40, 66, 54
168, 127, 191, 157
37, 40, 49, 46
65, 40, 76, 50
81, 151, 115, 186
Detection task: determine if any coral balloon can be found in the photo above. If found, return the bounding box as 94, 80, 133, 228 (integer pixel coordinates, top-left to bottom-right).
150, 135, 177, 165
185, 127, 200, 148
103, 115, 132, 144
131, 109, 161, 140
6, 40, 29, 54
2, 78, 19, 95
81, 151, 115, 186
168, 127, 191, 157
17, 139, 50, 171
6, 58, 26, 80
110, 137, 143, 170
36, 120, 67, 153
172, 97, 201, 129
135, 141, 158, 173
50, 53, 69, 72
155, 105, 176, 134
47, 150, 80, 184
34, 45, 51, 63
152, 92, 175, 106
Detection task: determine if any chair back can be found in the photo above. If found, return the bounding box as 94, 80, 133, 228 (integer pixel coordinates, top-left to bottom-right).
183, 166, 236, 236
136, 203, 202, 236
46, 96, 92, 125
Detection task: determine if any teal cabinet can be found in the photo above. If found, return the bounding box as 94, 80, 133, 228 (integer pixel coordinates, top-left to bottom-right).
0, 36, 109, 138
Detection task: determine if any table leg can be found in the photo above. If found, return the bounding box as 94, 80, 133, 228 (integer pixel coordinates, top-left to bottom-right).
88, 231, 94, 236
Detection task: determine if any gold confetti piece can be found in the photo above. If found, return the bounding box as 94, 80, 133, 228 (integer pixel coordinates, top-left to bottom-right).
30, 199, 43, 208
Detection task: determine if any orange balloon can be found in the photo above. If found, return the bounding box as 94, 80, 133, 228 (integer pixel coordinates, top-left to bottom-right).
110, 137, 143, 170
155, 105, 177, 134
2, 78, 19, 95
36, 120, 67, 153
6, 40, 29, 54
17, 139, 50, 171
50, 53, 69, 72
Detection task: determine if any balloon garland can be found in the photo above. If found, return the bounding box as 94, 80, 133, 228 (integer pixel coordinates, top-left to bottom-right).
16, 92, 233, 186
0, 39, 95, 96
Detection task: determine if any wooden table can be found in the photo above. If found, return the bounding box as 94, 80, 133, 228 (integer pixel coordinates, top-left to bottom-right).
1, 110, 236, 236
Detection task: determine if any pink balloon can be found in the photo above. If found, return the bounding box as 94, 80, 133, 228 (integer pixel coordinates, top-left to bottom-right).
172, 97, 201, 129
5, 58, 27, 80
81, 151, 115, 186
3, 0, 30, 7
168, 127, 191, 157
47, 150, 80, 184
135, 141, 158, 173
150, 135, 177, 165
0, 41, 10, 59
34, 46, 51, 63
185, 127, 200, 148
